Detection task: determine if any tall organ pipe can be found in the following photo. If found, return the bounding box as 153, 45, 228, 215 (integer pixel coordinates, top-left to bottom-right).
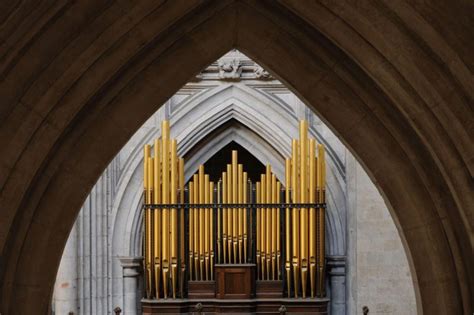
285, 158, 291, 296
309, 139, 316, 298
222, 172, 227, 264
170, 140, 178, 298
256, 182, 261, 279
161, 121, 170, 298
189, 182, 194, 280
243, 172, 248, 263
210, 181, 215, 280
144, 146, 152, 298
153, 140, 161, 298
179, 158, 185, 297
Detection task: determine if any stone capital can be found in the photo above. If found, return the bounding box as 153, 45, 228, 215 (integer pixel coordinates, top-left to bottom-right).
326, 255, 346, 276
119, 256, 143, 277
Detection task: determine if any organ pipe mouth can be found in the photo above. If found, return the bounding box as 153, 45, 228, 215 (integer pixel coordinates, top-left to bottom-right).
143, 120, 326, 299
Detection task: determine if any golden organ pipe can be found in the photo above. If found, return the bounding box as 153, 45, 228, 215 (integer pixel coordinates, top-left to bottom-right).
193, 174, 199, 280
199, 166, 205, 281
276, 180, 281, 280
222, 172, 228, 264
256, 182, 261, 279
300, 121, 308, 298
265, 166, 271, 280
210, 181, 215, 280
271, 174, 277, 280
143, 145, 149, 187
161, 121, 170, 298
154, 140, 161, 298
179, 158, 185, 297
217, 180, 222, 264
232, 152, 238, 264
204, 174, 210, 280
144, 146, 152, 298
227, 164, 232, 264
285, 158, 291, 296
170, 140, 178, 298
309, 139, 316, 298
316, 145, 322, 296
148, 157, 154, 296
292, 139, 300, 297
143, 148, 148, 296
243, 172, 248, 263
189, 182, 194, 280
260, 174, 266, 279
238, 164, 243, 263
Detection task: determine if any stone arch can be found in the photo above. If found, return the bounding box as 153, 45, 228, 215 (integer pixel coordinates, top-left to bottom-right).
0, 2, 471, 314
110, 83, 348, 262
119, 122, 345, 258
109, 112, 347, 310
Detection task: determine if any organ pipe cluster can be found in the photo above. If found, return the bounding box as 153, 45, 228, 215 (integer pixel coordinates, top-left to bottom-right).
143, 119, 326, 299
284, 120, 326, 298
217, 150, 250, 265
143, 121, 185, 299
188, 165, 215, 281
256, 165, 282, 281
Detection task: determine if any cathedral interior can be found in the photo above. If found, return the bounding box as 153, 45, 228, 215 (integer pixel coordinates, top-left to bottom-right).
0, 2, 472, 315
51, 51, 418, 314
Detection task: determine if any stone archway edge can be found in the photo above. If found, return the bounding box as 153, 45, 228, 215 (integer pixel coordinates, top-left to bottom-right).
0, 1, 471, 314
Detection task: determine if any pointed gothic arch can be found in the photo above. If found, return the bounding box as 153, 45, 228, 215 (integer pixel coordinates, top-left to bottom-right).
0, 2, 471, 314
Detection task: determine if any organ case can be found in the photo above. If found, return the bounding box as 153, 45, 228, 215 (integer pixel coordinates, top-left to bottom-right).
142, 120, 328, 313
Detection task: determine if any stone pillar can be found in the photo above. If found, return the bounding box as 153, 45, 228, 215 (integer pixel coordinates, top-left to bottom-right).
119, 256, 142, 315
327, 256, 346, 315
53, 223, 78, 314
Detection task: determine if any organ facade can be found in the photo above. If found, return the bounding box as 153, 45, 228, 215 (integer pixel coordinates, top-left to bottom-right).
142, 120, 328, 313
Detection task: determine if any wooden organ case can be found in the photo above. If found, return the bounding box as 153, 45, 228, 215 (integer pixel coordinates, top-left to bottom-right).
142, 120, 329, 314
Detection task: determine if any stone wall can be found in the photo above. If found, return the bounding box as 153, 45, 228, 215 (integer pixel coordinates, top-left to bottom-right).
347, 156, 417, 314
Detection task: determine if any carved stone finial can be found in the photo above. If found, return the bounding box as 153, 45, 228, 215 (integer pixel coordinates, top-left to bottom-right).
254, 66, 272, 80
218, 59, 242, 80
194, 72, 203, 81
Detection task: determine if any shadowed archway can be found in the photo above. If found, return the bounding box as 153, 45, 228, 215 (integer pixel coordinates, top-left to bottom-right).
0, 1, 472, 314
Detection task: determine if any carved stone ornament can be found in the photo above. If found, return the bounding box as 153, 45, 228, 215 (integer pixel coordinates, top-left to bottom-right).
218, 58, 242, 80
254, 66, 272, 80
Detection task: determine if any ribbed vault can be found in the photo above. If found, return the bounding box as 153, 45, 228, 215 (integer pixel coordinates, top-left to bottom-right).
0, 1, 472, 314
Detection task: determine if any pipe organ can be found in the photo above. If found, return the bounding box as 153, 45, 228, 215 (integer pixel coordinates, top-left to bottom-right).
142, 120, 328, 313
188, 165, 215, 281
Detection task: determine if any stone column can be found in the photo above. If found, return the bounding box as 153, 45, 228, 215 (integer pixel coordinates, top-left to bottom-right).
327, 255, 346, 315
119, 256, 142, 315
53, 223, 78, 314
